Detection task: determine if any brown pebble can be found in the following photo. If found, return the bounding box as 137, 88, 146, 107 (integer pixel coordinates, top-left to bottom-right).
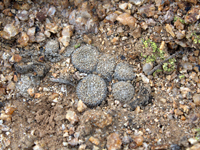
193, 93, 200, 105
83, 34, 92, 44
134, 136, 143, 146
89, 136, 100, 145
27, 88, 35, 97
174, 109, 183, 116
77, 100, 87, 113
38, 56, 45, 62
13, 74, 18, 82
14, 54, 22, 63
194, 50, 199, 57
48, 93, 59, 100
181, 116, 186, 121
66, 110, 79, 125
0, 88, 6, 95
7, 81, 15, 90
107, 133, 122, 150
34, 93, 42, 99
5, 106, 15, 115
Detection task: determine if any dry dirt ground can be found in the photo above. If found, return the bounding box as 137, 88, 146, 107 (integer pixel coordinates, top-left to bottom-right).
0, 0, 200, 150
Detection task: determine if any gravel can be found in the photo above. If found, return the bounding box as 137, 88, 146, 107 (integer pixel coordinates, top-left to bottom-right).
76, 74, 107, 107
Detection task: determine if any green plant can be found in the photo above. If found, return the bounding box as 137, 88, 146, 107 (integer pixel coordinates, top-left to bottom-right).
153, 69, 163, 76
74, 43, 81, 49
163, 58, 176, 73
173, 16, 185, 24
179, 75, 185, 79
191, 32, 200, 44
195, 128, 200, 141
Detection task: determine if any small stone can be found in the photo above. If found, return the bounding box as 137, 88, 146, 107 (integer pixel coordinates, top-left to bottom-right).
119, 3, 128, 10
129, 0, 145, 6
112, 81, 135, 103
105, 13, 118, 23
175, 30, 185, 40
36, 32, 45, 42
27, 88, 35, 97
182, 62, 193, 71
193, 93, 200, 105
7, 81, 15, 90
174, 19, 184, 30
114, 62, 135, 81
140, 22, 148, 30
134, 136, 144, 146
89, 136, 100, 145
45, 40, 59, 54
13, 54, 22, 63
83, 34, 92, 44
138, 4, 155, 17
165, 24, 175, 37
0, 88, 6, 96
174, 109, 183, 116
66, 110, 79, 124
48, 93, 59, 100
1, 23, 18, 39
143, 63, 153, 75
77, 100, 87, 113
17, 32, 29, 47
181, 116, 186, 121
18, 10, 29, 21
27, 27, 36, 42
107, 133, 122, 150
194, 50, 199, 57
34, 93, 42, 99
188, 138, 198, 145
116, 13, 137, 29
188, 143, 200, 150
163, 10, 174, 23
68, 138, 79, 146
111, 37, 119, 44
131, 27, 141, 39
184, 6, 200, 24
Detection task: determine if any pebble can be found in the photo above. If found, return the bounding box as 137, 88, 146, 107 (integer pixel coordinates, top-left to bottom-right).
76, 74, 107, 107
143, 63, 153, 75
112, 81, 135, 103
193, 93, 200, 105
72, 45, 99, 73
114, 62, 135, 81
116, 13, 137, 29
134, 136, 144, 146
77, 100, 87, 113
107, 133, 122, 150
1, 23, 18, 39
45, 40, 59, 54
182, 62, 193, 71
188, 138, 198, 145
138, 4, 155, 17
27, 88, 35, 97
66, 110, 79, 125
89, 136, 100, 145
7, 81, 15, 90
81, 110, 112, 128
165, 24, 175, 37
17, 10, 29, 21
186, 143, 200, 150
0, 88, 6, 96
17, 32, 29, 47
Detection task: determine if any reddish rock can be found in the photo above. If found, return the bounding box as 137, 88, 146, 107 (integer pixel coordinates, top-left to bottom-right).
107, 133, 122, 150
116, 13, 137, 29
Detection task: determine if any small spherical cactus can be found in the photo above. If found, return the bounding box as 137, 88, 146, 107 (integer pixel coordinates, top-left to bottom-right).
114, 62, 135, 81
76, 74, 107, 107
112, 81, 135, 103
72, 45, 99, 73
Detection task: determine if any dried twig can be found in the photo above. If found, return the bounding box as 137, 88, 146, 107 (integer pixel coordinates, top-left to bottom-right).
147, 51, 182, 75
50, 78, 75, 87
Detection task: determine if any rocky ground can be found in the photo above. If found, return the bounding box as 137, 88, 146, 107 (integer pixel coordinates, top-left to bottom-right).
0, 0, 200, 149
